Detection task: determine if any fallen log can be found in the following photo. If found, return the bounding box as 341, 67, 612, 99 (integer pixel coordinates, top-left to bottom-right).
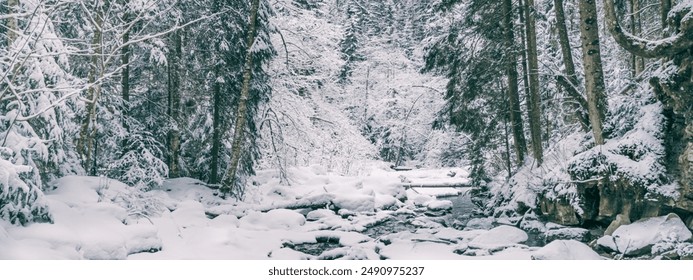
402, 182, 471, 189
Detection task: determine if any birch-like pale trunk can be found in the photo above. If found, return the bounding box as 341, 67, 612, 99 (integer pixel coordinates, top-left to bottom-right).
221, 0, 261, 197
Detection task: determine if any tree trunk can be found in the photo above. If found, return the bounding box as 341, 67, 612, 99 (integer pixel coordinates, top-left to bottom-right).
578, 0, 608, 145
78, 9, 104, 176
630, 0, 645, 76
221, 0, 261, 197
603, 0, 693, 210
502, 0, 528, 164
6, 0, 18, 44
523, 0, 544, 164
167, 29, 182, 178
518, 0, 531, 112
660, 0, 672, 30
209, 65, 222, 185
603, 0, 693, 58
121, 28, 131, 150
554, 0, 590, 130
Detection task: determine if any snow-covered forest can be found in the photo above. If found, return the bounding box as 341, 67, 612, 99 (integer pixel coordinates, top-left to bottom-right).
1, 0, 692, 260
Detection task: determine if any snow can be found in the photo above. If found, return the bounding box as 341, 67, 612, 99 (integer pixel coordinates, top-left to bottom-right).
532, 240, 602, 260
607, 214, 692, 256
332, 194, 375, 212
468, 225, 529, 251
465, 217, 495, 230
426, 199, 453, 211
0, 166, 611, 260
544, 227, 590, 242
239, 209, 307, 230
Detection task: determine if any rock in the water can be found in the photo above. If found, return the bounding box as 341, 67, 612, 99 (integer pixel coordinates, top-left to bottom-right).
608, 213, 693, 256
465, 217, 495, 230
468, 225, 528, 251
596, 236, 618, 253
306, 209, 337, 221
604, 214, 631, 236
532, 240, 602, 260
545, 227, 591, 243
426, 200, 453, 211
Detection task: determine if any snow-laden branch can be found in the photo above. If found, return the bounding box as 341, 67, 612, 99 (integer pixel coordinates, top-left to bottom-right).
603, 0, 693, 58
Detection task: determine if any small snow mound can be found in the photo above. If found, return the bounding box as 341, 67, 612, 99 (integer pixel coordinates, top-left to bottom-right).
171, 201, 209, 228
310, 164, 328, 176
209, 214, 240, 228
124, 223, 162, 255
239, 209, 306, 230
532, 240, 601, 260
468, 225, 528, 250
269, 248, 312, 260
374, 194, 398, 210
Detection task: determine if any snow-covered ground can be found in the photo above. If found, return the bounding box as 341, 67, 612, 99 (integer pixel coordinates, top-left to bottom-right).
0, 164, 605, 259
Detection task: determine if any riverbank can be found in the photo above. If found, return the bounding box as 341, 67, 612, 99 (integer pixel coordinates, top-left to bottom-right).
1, 164, 690, 259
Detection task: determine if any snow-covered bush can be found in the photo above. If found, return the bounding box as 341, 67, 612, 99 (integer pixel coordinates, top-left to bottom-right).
0, 156, 51, 225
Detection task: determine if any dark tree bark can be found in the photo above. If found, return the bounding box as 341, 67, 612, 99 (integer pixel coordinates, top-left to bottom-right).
661, 0, 672, 30
578, 0, 608, 145
502, 0, 528, 164
630, 0, 645, 76
167, 29, 182, 178
121, 27, 131, 150
554, 0, 589, 131
209, 66, 222, 185
524, 0, 544, 164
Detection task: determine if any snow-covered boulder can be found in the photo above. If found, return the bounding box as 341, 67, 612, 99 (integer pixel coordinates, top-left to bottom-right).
306, 209, 337, 221
544, 227, 591, 243
465, 217, 495, 230
426, 200, 453, 211
532, 240, 602, 260
374, 194, 399, 210
468, 225, 528, 251
239, 209, 306, 230
332, 194, 375, 212
170, 201, 209, 228
602, 213, 692, 256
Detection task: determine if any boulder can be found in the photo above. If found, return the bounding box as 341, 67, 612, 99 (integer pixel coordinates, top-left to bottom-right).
604, 214, 630, 236
605, 213, 692, 256
532, 240, 602, 260
545, 227, 591, 243
468, 225, 528, 251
